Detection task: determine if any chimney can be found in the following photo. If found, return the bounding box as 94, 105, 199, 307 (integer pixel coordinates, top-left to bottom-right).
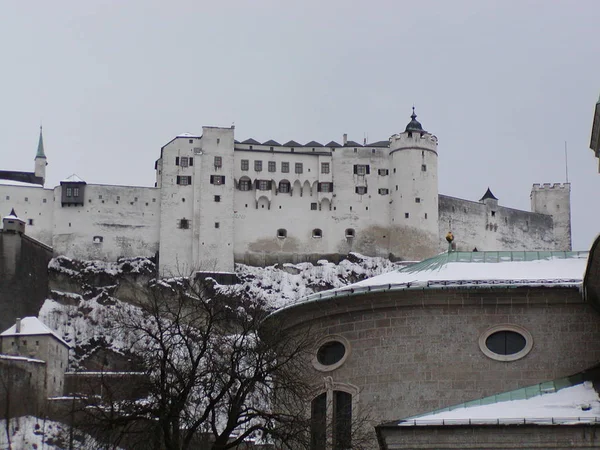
15, 318, 21, 333
343, 133, 348, 146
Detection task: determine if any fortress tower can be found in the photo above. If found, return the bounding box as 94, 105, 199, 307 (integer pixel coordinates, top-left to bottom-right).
388, 109, 439, 260
530, 183, 572, 250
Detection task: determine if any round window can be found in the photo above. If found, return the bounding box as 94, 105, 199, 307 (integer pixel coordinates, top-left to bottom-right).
312, 335, 351, 372
317, 341, 346, 366
479, 325, 533, 362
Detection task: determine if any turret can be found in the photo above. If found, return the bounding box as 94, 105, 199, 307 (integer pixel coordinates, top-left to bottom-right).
34, 126, 47, 185
388, 108, 439, 260
2, 208, 25, 234
531, 183, 572, 250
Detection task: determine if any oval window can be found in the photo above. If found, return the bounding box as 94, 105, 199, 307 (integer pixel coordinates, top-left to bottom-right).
479, 325, 533, 362
485, 330, 526, 355
317, 341, 345, 366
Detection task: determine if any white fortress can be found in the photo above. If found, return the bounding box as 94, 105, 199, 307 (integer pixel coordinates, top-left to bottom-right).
0, 111, 571, 276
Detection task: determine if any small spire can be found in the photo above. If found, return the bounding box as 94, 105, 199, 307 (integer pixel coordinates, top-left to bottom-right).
411, 105, 416, 119
405, 107, 424, 133
9, 208, 17, 217
36, 126, 46, 159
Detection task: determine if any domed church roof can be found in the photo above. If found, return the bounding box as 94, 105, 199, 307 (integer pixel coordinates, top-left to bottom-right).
405, 107, 424, 133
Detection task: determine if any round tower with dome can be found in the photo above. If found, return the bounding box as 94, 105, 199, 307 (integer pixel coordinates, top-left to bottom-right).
388, 108, 439, 260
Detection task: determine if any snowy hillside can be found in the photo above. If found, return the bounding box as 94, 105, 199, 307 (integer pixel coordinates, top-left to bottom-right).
40, 253, 406, 368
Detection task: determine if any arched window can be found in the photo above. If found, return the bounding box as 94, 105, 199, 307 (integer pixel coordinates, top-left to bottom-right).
312, 229, 322, 238
345, 228, 355, 239
279, 180, 291, 194
310, 388, 354, 450
238, 176, 252, 191
277, 229, 287, 239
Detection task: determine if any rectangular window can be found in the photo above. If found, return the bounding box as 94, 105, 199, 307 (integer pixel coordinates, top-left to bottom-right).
189, 157, 193, 166
179, 218, 190, 229
311, 202, 318, 210
353, 164, 370, 175
66, 187, 72, 197
214, 195, 221, 202
415, 197, 421, 203
405, 212, 410, 218
258, 180, 270, 191
28, 219, 34, 225
177, 176, 192, 185
180, 157, 189, 167
281, 162, 289, 173
239, 179, 251, 191
268, 161, 276, 172
295, 163, 303, 174
321, 162, 330, 174
241, 159, 249, 171
214, 156, 222, 168
215, 222, 220, 229
210, 175, 225, 185
378, 169, 389, 176
378, 188, 389, 195
421, 164, 427, 172
73, 187, 79, 197
175, 156, 180, 166
318, 182, 333, 193
254, 160, 263, 172
355, 186, 367, 195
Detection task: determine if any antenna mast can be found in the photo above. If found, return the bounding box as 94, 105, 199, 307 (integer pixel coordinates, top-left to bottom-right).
564, 141, 569, 183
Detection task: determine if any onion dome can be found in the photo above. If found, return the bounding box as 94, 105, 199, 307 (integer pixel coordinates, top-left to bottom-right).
405, 107, 424, 133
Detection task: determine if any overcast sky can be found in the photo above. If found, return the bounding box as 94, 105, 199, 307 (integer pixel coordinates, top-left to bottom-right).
1, 0, 599, 250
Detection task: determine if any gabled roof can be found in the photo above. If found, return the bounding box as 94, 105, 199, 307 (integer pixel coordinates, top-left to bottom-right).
60, 174, 85, 183
367, 140, 390, 148
1, 317, 70, 348
283, 140, 301, 147
304, 141, 323, 147
325, 141, 342, 148
480, 187, 498, 201
241, 138, 260, 145
344, 141, 363, 147
262, 139, 281, 146
4, 208, 19, 220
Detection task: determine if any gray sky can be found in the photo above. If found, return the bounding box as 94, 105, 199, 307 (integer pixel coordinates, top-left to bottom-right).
1, 0, 599, 250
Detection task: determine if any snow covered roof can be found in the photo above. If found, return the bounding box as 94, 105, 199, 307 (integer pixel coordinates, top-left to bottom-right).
176, 132, 201, 138
60, 174, 85, 183
0, 179, 44, 187
395, 374, 600, 426
3, 208, 20, 220
292, 251, 588, 308
0, 317, 71, 348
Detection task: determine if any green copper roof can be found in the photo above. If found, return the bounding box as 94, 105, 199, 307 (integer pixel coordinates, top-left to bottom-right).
36, 126, 46, 158
402, 368, 597, 422
401, 250, 587, 274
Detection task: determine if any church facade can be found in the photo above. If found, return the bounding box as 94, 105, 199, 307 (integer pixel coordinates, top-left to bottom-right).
0, 112, 571, 276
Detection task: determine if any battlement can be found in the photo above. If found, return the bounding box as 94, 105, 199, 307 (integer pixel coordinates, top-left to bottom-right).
531, 182, 571, 191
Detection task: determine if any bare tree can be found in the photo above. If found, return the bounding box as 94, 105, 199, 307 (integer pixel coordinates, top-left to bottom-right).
74, 276, 321, 450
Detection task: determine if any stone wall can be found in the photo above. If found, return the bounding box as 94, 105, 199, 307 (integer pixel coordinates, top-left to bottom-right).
276, 287, 600, 427
0, 356, 47, 418
0, 232, 52, 330
377, 424, 600, 449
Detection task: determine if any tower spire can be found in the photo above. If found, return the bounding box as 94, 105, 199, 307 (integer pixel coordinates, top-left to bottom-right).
36, 126, 46, 159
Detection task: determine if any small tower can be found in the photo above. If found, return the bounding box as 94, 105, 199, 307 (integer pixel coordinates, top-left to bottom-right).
2, 208, 25, 234
479, 187, 499, 209
388, 108, 439, 260
34, 126, 47, 185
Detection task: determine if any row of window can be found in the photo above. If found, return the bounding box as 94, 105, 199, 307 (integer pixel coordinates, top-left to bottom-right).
5, 196, 48, 203
276, 228, 355, 239
241, 160, 310, 174
65, 187, 80, 197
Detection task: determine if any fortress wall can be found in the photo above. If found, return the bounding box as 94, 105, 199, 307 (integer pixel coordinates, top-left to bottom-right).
438, 195, 557, 252
0, 184, 54, 246
52, 184, 160, 261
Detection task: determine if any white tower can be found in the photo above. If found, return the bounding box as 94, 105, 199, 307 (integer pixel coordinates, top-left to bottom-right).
388, 109, 439, 260
34, 126, 47, 185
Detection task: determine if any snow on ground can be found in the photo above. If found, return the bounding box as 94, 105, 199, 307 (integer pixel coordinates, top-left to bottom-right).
218, 254, 409, 309
400, 381, 600, 425
0, 415, 114, 449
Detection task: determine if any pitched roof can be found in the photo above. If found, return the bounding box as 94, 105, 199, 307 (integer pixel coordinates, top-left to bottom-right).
283, 140, 301, 147
344, 141, 363, 147
4, 208, 19, 220
262, 139, 281, 146
394, 366, 600, 426
325, 141, 342, 148
36, 126, 46, 158
304, 141, 323, 147
367, 140, 390, 148
241, 138, 260, 145
480, 187, 498, 201
1, 317, 70, 348
61, 174, 85, 183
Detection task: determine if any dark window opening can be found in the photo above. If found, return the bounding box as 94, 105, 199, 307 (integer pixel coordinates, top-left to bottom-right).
311, 203, 318, 211
215, 222, 220, 229
405, 213, 409, 218
485, 330, 526, 355
491, 211, 496, 217
312, 228, 322, 238
179, 218, 190, 229
317, 341, 345, 366
214, 195, 221, 202
345, 228, 355, 238
277, 229, 287, 238
310, 393, 327, 450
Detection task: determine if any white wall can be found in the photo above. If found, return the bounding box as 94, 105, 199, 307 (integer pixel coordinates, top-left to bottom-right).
0, 184, 54, 245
